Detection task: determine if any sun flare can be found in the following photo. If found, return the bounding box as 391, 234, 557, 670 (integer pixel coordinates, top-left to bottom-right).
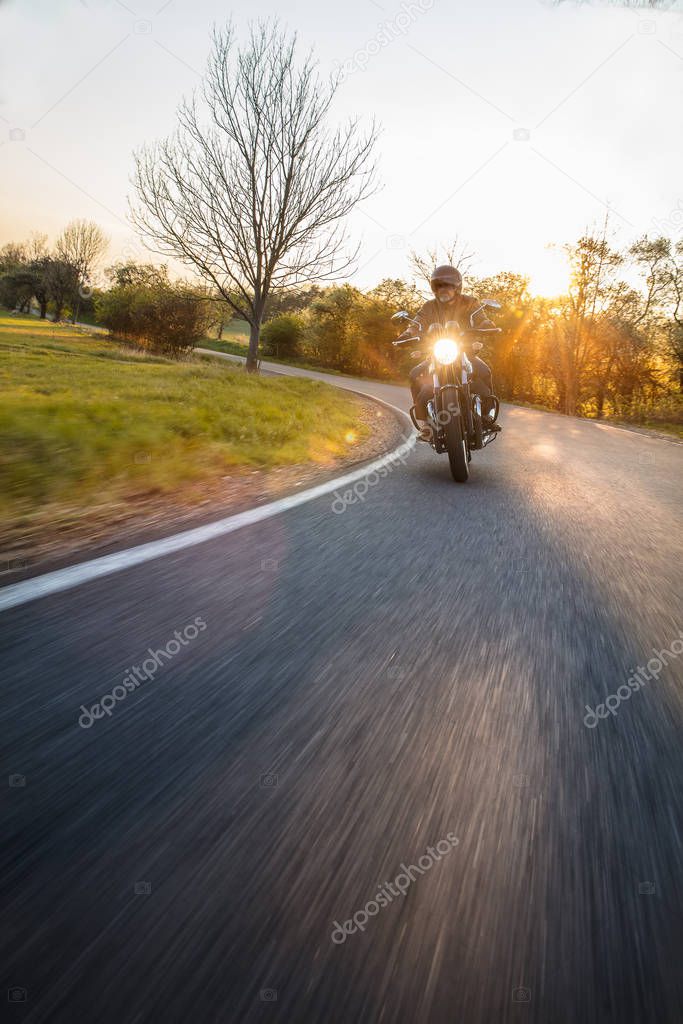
527, 249, 571, 299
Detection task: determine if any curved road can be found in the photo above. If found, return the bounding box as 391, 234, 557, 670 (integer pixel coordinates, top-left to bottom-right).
3, 363, 683, 1023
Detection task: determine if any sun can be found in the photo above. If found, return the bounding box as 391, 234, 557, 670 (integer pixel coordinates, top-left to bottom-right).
527, 248, 571, 299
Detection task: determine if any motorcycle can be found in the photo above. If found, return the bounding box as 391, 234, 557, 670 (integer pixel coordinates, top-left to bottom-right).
391, 301, 502, 483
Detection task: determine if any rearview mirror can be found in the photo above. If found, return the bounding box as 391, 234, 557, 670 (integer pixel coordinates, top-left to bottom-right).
391, 311, 409, 322
483, 299, 501, 310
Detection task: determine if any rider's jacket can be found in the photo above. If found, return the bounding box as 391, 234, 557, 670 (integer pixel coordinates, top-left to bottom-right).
414, 294, 495, 333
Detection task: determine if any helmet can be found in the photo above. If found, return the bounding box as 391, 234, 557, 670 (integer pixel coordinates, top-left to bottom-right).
430, 265, 462, 295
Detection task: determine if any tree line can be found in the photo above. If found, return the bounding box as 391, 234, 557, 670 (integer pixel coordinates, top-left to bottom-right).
0, 220, 108, 324
2, 223, 681, 427
256, 230, 682, 427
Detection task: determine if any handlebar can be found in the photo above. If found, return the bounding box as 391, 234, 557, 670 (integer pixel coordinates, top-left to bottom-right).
393, 327, 500, 347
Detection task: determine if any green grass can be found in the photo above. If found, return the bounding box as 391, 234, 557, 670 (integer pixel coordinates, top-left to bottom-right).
206, 319, 251, 352
202, 337, 250, 359
0, 314, 369, 529
201, 336, 354, 377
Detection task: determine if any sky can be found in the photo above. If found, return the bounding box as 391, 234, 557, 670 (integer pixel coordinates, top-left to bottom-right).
0, 0, 682, 296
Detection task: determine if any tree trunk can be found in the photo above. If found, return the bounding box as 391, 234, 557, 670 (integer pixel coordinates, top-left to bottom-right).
596, 388, 605, 419
246, 318, 261, 372
39, 299, 48, 319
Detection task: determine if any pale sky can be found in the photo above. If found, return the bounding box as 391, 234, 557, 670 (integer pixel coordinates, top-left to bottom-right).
1, 0, 682, 295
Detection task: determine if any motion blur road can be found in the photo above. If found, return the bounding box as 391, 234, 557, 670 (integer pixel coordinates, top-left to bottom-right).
3, 363, 683, 1023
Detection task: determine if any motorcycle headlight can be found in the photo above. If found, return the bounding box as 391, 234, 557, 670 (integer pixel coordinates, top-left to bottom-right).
433, 338, 459, 364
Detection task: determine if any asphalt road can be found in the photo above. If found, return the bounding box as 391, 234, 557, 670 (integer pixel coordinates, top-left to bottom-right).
2, 366, 683, 1023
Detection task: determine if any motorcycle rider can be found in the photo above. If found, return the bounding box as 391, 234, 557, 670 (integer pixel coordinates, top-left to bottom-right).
405, 265, 502, 438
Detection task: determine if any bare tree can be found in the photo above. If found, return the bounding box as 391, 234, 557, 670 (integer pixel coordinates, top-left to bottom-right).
55, 219, 109, 322
131, 20, 378, 370
0, 242, 28, 272
55, 220, 109, 284
409, 237, 478, 292
26, 233, 48, 263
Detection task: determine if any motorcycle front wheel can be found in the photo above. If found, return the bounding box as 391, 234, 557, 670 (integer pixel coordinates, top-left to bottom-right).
441, 387, 469, 483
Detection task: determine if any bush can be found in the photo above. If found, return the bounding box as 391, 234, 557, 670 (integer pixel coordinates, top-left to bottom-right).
0, 268, 38, 312
98, 277, 212, 357
300, 281, 420, 378
260, 313, 305, 358
302, 285, 361, 371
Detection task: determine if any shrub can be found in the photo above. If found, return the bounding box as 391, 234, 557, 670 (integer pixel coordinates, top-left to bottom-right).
299, 282, 419, 378
260, 313, 305, 358
303, 285, 360, 371
98, 277, 212, 357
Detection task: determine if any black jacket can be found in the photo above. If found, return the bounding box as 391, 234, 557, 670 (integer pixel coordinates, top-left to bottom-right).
414, 293, 494, 333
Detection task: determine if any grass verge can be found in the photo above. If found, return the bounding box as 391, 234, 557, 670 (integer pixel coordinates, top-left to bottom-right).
0, 314, 371, 538
611, 419, 683, 440
200, 336, 356, 378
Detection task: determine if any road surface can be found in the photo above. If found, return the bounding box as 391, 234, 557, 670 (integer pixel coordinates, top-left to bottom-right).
3, 364, 683, 1023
